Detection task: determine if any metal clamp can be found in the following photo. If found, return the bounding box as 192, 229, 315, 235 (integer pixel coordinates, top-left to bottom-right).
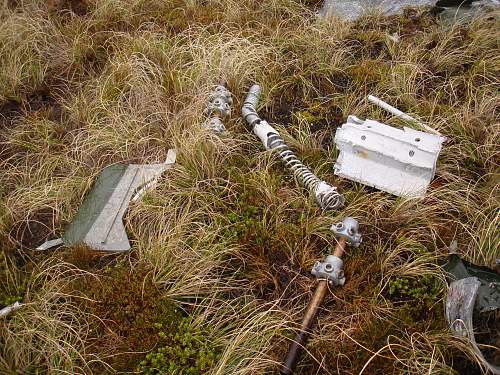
204, 85, 232, 133
331, 217, 362, 247
311, 255, 345, 285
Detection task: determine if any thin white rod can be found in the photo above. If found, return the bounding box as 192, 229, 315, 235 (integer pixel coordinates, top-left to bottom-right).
368, 95, 441, 135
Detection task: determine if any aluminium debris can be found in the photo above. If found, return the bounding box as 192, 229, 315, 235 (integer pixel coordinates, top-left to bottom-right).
242, 84, 344, 211
36, 150, 176, 252
319, 0, 435, 20
319, 0, 499, 21
445, 255, 500, 374
0, 301, 25, 319
334, 115, 445, 198
203, 85, 233, 134
281, 217, 362, 374
367, 95, 441, 135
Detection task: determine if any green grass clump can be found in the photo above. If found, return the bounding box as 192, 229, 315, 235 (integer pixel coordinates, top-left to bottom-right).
0, 292, 22, 307
0, 251, 25, 308
138, 318, 220, 375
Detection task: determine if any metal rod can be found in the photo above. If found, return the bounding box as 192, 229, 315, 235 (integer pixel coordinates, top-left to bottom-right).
281, 238, 347, 374
367, 95, 441, 135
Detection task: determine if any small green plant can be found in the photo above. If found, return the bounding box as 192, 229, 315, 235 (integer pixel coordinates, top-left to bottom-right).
137, 317, 220, 374
220, 205, 264, 243
388, 275, 441, 302
0, 292, 23, 307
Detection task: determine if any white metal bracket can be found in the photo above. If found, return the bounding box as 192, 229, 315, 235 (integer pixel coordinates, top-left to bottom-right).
334, 116, 445, 198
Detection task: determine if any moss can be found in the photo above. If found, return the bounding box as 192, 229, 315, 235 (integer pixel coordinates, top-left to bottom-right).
294, 100, 344, 131
387, 275, 441, 303
71, 261, 183, 372
348, 59, 391, 87
386, 275, 447, 330
137, 317, 220, 374
0, 290, 23, 308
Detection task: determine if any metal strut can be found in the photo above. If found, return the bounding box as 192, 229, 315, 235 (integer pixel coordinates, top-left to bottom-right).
281, 217, 362, 374
242, 85, 344, 211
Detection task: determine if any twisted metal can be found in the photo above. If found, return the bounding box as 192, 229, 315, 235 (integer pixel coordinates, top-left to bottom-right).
242, 85, 344, 210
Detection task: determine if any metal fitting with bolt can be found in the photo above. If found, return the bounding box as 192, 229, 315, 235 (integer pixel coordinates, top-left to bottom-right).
203, 85, 233, 134
281, 217, 362, 375
312, 255, 345, 286
312, 217, 362, 286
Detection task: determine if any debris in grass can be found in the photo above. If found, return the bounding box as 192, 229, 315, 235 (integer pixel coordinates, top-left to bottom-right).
334, 115, 445, 198
445, 255, 500, 374
36, 150, 176, 252
281, 217, 362, 374
367, 95, 441, 135
242, 84, 344, 211
319, 0, 499, 21
319, 0, 435, 20
436, 0, 500, 24
0, 301, 25, 318
203, 85, 232, 134
445, 254, 500, 313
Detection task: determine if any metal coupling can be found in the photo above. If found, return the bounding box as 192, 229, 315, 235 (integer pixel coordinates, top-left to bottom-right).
241, 84, 345, 211
204, 85, 232, 133
331, 217, 362, 247
312, 255, 345, 285
241, 84, 262, 128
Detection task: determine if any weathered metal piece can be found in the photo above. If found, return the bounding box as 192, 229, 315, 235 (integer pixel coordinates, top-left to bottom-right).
444, 254, 500, 373
204, 85, 232, 133
36, 150, 176, 252
331, 216, 362, 247
334, 115, 445, 198
0, 301, 25, 319
446, 277, 500, 374
319, 0, 435, 20
281, 279, 329, 375
242, 85, 344, 211
36, 238, 64, 251
319, 0, 500, 28
445, 254, 500, 313
282, 219, 362, 374
312, 255, 345, 286
367, 95, 440, 135
204, 117, 226, 134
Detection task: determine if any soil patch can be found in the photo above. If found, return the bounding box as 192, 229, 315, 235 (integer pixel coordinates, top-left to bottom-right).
0, 100, 22, 131
9, 208, 58, 252
48, 0, 91, 16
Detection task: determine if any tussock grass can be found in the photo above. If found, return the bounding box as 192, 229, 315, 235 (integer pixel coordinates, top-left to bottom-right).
0, 0, 498, 373
0, 259, 98, 373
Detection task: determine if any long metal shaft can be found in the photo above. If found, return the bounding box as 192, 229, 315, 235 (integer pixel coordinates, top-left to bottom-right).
281, 279, 328, 375
281, 238, 346, 374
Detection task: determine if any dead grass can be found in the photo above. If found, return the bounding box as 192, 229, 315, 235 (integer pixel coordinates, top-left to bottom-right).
0, 0, 498, 374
